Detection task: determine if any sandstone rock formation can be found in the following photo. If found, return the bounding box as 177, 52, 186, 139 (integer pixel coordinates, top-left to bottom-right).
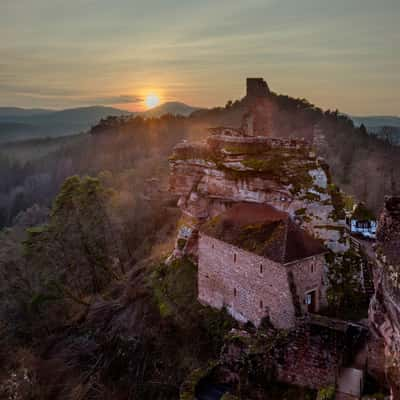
369, 196, 400, 398
169, 126, 348, 258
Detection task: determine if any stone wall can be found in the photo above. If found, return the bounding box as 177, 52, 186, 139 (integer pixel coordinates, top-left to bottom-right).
198, 234, 327, 329
287, 255, 328, 314
366, 328, 386, 383
220, 325, 343, 392
276, 324, 342, 389
219, 323, 345, 394
198, 233, 296, 329
207, 134, 308, 149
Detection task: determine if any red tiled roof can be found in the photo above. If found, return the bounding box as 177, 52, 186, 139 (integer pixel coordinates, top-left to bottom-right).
201, 202, 326, 263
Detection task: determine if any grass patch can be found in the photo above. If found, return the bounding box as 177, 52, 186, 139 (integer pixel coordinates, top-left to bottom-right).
328, 184, 346, 221
295, 208, 307, 216
170, 144, 218, 163
302, 192, 321, 202
222, 143, 267, 155
317, 385, 335, 400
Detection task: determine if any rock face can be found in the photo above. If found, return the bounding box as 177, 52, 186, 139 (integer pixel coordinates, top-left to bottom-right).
369, 196, 400, 398
169, 129, 348, 257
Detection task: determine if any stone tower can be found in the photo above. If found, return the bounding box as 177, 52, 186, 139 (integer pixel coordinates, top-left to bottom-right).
243, 78, 273, 136
246, 78, 270, 99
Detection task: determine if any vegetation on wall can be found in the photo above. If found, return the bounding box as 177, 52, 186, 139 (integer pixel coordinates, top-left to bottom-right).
352, 202, 376, 220
328, 184, 346, 221
316, 385, 335, 400
325, 250, 368, 320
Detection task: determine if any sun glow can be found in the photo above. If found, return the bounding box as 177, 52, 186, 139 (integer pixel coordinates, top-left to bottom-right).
145, 94, 160, 109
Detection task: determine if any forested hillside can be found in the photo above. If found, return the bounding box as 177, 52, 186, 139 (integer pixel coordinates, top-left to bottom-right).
0, 89, 399, 399
1, 93, 399, 229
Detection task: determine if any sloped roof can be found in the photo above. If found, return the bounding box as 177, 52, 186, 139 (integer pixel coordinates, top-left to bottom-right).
201, 203, 326, 264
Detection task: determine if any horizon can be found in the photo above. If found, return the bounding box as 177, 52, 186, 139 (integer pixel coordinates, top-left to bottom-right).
1, 0, 399, 115
1, 100, 399, 118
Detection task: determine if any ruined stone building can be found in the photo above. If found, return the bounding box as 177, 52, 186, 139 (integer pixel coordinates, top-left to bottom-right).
198, 203, 328, 329
169, 77, 348, 326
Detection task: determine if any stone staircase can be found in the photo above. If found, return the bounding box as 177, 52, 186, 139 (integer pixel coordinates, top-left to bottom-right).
361, 259, 375, 299
351, 235, 375, 300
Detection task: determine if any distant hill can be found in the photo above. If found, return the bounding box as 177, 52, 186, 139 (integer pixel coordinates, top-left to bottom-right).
0, 107, 54, 118
0, 106, 132, 142
350, 115, 400, 144
0, 103, 203, 142
351, 115, 400, 129
2, 105, 398, 144
22, 106, 132, 127
142, 101, 202, 118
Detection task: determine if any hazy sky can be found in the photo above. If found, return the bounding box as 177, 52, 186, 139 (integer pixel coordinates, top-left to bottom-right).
1, 0, 399, 114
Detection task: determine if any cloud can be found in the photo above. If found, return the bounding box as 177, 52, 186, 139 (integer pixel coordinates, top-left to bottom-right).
0, 84, 144, 108
0, 83, 143, 104
90, 95, 143, 105
0, 83, 81, 97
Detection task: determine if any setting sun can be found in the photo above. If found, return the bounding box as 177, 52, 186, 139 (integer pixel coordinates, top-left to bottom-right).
145, 94, 160, 109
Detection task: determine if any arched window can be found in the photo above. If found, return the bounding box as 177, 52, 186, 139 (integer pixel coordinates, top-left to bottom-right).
311, 263, 314, 273
234, 288, 237, 297
233, 253, 237, 263
260, 300, 263, 309
260, 264, 263, 274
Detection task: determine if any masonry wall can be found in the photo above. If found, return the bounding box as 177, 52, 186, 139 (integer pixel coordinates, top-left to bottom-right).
198, 234, 296, 329
366, 329, 386, 383
287, 255, 327, 314
277, 324, 342, 390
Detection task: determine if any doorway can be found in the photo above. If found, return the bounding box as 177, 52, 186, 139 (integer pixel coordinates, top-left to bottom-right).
306, 290, 317, 313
